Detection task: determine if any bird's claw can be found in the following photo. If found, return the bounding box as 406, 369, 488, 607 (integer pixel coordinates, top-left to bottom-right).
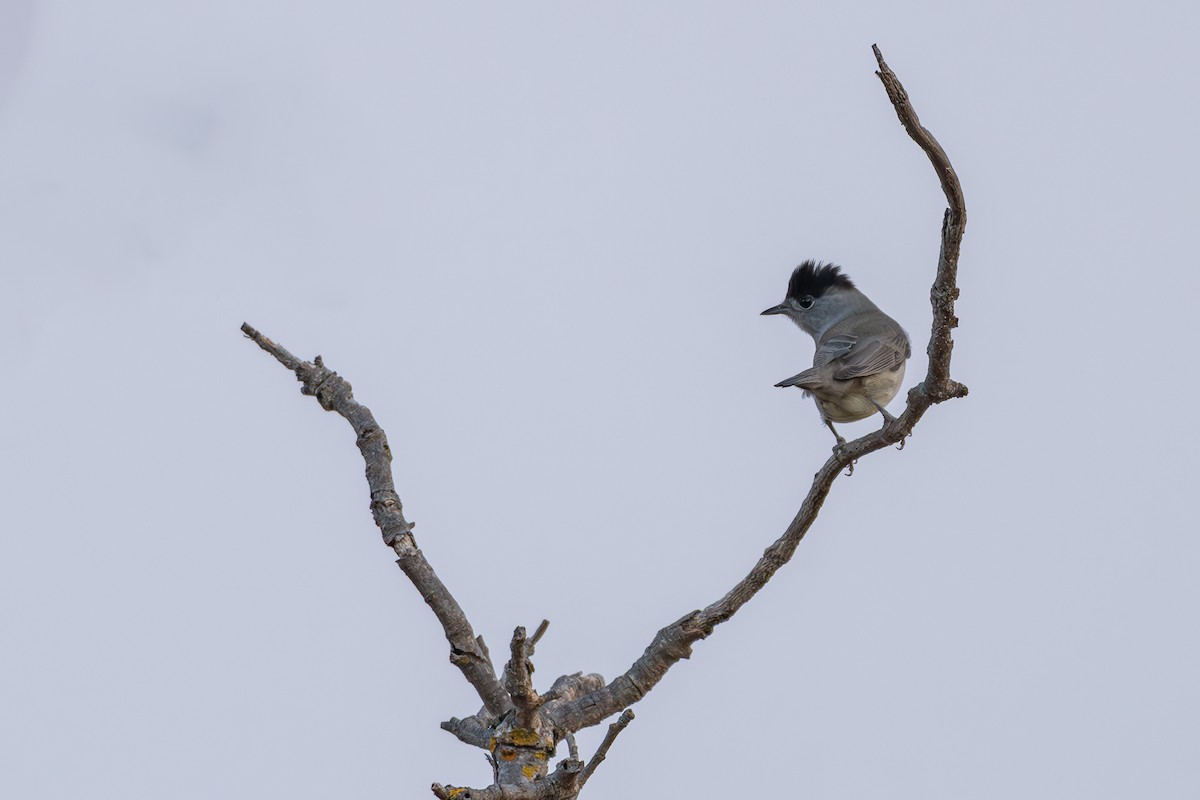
832, 441, 855, 476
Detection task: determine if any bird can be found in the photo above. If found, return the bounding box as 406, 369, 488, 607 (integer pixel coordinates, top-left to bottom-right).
762, 260, 911, 450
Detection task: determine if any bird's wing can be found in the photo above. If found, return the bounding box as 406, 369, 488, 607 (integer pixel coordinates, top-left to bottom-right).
831, 328, 910, 380
813, 333, 857, 367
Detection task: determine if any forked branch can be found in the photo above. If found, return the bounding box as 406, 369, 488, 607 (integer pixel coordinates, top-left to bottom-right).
242, 44, 966, 799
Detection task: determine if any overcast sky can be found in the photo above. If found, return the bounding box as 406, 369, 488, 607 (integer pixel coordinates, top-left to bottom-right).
3, 1, 1198, 798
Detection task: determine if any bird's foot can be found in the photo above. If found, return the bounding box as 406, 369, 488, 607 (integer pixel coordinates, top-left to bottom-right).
832, 439, 856, 475
874, 405, 908, 450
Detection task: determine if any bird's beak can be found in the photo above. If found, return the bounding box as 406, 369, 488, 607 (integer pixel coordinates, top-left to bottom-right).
760, 304, 787, 316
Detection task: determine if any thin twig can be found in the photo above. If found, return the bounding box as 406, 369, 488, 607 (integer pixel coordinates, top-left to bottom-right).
549, 43, 968, 735
528, 619, 550, 650
578, 709, 635, 788
564, 731, 579, 762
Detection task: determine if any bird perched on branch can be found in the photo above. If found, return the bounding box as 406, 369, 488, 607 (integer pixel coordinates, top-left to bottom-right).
762, 260, 911, 450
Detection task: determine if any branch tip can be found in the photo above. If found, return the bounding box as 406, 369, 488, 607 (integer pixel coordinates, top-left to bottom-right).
579, 708, 636, 787
528, 619, 550, 648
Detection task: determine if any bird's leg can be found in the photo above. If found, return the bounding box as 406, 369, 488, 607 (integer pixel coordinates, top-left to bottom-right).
814, 397, 855, 473
824, 417, 846, 449
871, 400, 897, 424
822, 415, 855, 475
871, 400, 907, 450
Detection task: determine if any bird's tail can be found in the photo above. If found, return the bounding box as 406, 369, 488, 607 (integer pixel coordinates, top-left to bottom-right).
774, 368, 821, 389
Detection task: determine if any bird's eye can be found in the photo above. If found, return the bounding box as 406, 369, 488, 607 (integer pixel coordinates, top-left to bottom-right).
798, 296, 815, 309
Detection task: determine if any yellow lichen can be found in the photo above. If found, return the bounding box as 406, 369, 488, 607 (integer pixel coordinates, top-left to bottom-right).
522, 764, 539, 779
504, 728, 543, 747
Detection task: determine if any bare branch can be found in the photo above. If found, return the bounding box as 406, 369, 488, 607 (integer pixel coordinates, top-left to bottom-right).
241, 323, 512, 718
550, 43, 969, 734
871, 44, 964, 214
872, 44, 968, 399
244, 44, 968, 798
578, 709, 635, 788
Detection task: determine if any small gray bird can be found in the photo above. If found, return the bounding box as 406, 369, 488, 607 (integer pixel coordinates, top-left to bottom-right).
762, 260, 911, 449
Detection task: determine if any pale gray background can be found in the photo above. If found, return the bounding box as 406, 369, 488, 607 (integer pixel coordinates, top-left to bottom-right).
2, 1, 1198, 797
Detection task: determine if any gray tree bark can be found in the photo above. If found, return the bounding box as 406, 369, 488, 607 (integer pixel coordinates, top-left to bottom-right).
241, 44, 967, 799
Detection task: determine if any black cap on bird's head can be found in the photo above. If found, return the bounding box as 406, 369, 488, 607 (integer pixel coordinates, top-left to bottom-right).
786, 259, 855, 301
761, 259, 856, 317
